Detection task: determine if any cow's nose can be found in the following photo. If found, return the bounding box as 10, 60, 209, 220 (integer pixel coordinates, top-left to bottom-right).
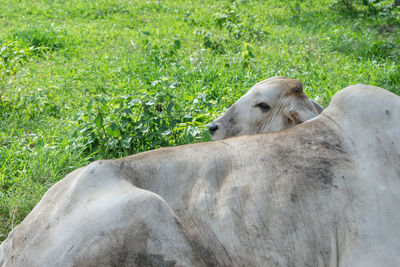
208, 123, 219, 135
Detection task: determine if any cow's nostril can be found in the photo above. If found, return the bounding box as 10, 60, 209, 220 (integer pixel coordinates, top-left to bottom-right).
208, 123, 219, 135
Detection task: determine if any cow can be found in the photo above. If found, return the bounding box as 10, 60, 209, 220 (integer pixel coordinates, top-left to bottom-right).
0, 84, 399, 266
208, 76, 324, 140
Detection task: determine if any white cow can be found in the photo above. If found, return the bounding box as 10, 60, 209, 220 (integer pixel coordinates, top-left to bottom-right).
1, 85, 399, 266
208, 76, 323, 140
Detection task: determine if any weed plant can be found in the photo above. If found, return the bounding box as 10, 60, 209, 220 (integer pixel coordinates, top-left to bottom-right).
0, 0, 399, 240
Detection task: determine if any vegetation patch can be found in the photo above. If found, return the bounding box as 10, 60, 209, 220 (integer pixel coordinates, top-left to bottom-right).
13, 25, 67, 52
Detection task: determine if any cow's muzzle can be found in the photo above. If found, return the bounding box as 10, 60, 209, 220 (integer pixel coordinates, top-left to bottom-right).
208, 123, 219, 135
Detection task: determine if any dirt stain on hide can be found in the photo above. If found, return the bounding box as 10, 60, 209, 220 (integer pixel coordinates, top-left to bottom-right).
71, 223, 166, 267
133, 254, 176, 267
265, 120, 350, 202
191, 240, 219, 266
301, 157, 335, 187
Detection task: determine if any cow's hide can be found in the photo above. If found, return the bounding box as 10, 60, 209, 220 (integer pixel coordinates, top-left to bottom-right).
1, 85, 399, 267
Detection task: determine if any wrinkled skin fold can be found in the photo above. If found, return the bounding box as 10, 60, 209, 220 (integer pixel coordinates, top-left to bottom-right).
1, 85, 400, 266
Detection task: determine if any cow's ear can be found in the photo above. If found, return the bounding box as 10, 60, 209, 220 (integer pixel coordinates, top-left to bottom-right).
312, 101, 323, 114
287, 79, 303, 94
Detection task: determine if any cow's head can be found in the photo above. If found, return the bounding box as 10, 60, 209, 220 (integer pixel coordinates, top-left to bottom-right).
208, 76, 323, 140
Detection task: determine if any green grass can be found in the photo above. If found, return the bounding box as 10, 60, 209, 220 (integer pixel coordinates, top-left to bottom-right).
0, 0, 399, 240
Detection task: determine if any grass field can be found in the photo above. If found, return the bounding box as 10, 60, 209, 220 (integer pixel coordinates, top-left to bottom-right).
0, 0, 399, 241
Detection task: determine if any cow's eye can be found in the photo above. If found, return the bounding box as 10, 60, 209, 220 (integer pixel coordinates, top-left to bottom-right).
256, 103, 270, 112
